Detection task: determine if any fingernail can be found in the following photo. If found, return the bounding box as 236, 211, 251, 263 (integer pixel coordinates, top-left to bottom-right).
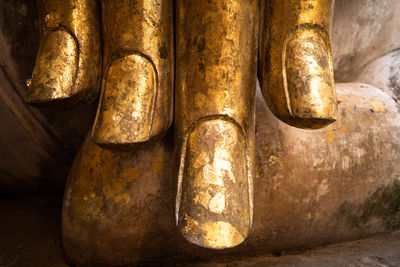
92, 54, 156, 147
177, 119, 251, 249
284, 28, 337, 129
27, 30, 77, 104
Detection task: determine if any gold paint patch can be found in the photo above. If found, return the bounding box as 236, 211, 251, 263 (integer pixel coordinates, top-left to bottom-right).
121, 167, 139, 182
208, 192, 225, 213
179, 119, 250, 249
114, 193, 131, 206
183, 215, 200, 236
151, 155, 164, 171
28, 30, 77, 102
194, 190, 212, 209
93, 54, 156, 145
325, 128, 336, 143
201, 221, 244, 248
371, 101, 385, 112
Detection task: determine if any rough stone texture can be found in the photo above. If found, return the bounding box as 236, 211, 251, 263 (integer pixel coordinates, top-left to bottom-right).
0, 0, 399, 264
350, 50, 400, 105
251, 81, 400, 250
0, 197, 66, 267
191, 231, 400, 266
62, 79, 400, 265
2, 197, 400, 266
0, 0, 399, 195
331, 0, 400, 82
0, 0, 97, 195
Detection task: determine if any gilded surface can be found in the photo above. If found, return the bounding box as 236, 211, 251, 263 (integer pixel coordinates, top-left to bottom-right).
92, 0, 174, 147
62, 134, 173, 264
61, 83, 400, 264
175, 0, 258, 249
92, 54, 156, 146
27, 0, 101, 106
179, 120, 250, 249
28, 31, 77, 102
259, 0, 338, 129
27, 0, 342, 254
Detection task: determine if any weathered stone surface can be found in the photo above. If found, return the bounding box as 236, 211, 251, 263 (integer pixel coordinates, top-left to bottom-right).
350, 49, 400, 105
332, 0, 400, 81
1, 0, 400, 196
0, 0, 97, 195
63, 80, 400, 265
2, 196, 400, 266
0, 0, 399, 264
251, 81, 400, 250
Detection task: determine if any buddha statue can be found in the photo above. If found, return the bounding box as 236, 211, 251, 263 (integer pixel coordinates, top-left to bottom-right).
22, 0, 400, 265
